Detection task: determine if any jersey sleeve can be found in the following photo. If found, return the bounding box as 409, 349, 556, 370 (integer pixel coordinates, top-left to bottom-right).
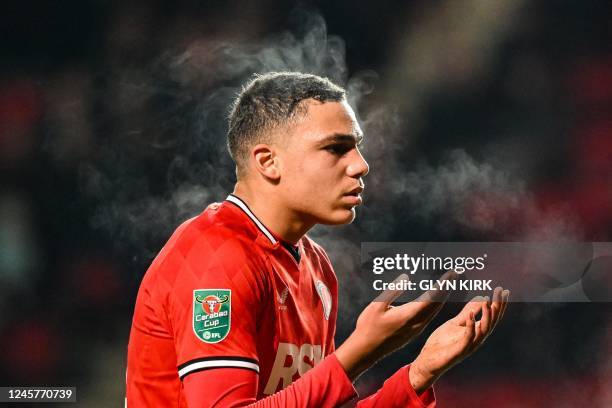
183, 353, 357, 407
356, 365, 436, 408
166, 233, 271, 380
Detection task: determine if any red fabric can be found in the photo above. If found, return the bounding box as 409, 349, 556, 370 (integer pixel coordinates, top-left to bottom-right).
126, 198, 340, 406
126, 196, 435, 407
356, 365, 435, 408
182, 361, 436, 408
183, 354, 357, 407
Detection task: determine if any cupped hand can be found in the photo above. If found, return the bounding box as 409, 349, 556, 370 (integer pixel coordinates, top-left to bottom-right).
410, 287, 509, 393
336, 272, 456, 380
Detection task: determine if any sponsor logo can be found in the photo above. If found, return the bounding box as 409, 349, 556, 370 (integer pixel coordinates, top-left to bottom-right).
193, 289, 231, 343
263, 342, 323, 395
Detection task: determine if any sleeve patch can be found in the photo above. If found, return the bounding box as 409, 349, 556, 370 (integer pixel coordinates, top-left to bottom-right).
192, 289, 231, 343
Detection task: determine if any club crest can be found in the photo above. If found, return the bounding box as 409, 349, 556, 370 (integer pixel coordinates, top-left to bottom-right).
315, 280, 332, 320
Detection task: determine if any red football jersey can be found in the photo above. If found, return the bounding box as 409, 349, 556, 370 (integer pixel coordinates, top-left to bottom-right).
126, 194, 341, 406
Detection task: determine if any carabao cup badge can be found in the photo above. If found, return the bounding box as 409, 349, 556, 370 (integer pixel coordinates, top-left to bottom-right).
193, 289, 231, 343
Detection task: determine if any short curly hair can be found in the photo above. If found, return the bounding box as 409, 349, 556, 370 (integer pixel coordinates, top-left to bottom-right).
227, 72, 346, 176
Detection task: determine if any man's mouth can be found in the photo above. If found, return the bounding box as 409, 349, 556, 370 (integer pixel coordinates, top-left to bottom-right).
345, 186, 364, 196
342, 185, 364, 205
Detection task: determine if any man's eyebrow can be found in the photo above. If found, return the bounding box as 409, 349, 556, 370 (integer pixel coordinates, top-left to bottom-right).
317, 133, 364, 146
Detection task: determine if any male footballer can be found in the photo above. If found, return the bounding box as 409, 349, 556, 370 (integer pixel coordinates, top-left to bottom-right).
126, 72, 509, 407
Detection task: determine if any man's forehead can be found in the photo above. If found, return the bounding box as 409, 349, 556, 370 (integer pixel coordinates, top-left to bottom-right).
297, 99, 363, 140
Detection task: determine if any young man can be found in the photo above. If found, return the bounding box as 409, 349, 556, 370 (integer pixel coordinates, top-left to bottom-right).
126, 72, 508, 407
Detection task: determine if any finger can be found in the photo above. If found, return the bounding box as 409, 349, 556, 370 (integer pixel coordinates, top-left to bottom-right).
395, 270, 457, 322
463, 311, 477, 347
413, 270, 458, 303
490, 287, 503, 330
456, 296, 487, 322
485, 289, 510, 346
373, 273, 410, 308
499, 289, 510, 321
391, 270, 458, 322
474, 297, 491, 344
393, 292, 445, 326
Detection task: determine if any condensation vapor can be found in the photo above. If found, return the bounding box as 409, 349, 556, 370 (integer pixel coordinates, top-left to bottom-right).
394, 148, 583, 240
82, 10, 377, 273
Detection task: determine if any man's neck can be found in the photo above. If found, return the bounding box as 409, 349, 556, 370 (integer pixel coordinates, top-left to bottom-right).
232, 182, 314, 244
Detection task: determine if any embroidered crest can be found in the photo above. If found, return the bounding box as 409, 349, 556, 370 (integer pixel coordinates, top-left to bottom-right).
314, 281, 332, 320
193, 289, 231, 343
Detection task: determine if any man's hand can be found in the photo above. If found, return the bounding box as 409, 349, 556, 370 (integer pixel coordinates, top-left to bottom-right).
335, 273, 455, 381
409, 287, 510, 393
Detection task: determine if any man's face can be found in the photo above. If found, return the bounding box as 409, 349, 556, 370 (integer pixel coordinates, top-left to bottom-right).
276, 99, 369, 225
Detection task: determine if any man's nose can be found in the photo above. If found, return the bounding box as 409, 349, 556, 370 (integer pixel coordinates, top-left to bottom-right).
347, 149, 369, 178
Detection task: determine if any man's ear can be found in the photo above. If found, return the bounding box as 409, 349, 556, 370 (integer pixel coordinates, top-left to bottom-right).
251, 144, 281, 180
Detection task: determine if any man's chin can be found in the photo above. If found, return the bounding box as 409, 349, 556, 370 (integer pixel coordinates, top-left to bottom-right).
320, 208, 357, 225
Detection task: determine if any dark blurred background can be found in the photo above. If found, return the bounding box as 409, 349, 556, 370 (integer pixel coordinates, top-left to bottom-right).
1, 0, 611, 406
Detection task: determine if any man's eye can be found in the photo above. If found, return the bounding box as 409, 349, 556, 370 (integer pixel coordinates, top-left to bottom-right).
325, 144, 352, 155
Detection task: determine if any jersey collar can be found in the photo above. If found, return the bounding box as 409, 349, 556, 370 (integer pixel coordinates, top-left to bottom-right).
225, 194, 277, 245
